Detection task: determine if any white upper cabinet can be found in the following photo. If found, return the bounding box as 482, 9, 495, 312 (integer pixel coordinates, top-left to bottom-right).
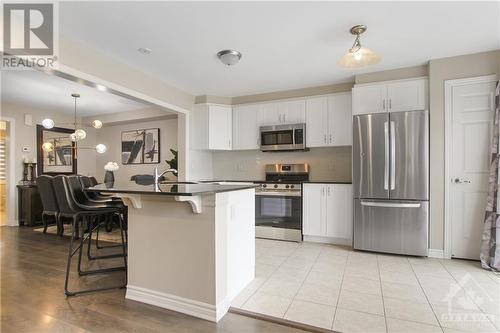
305, 97, 329, 147
232, 104, 260, 150
208, 105, 232, 150
191, 104, 232, 150
386, 79, 427, 112
352, 78, 428, 115
260, 102, 281, 125
278, 100, 306, 124
328, 93, 352, 146
305, 93, 352, 148
352, 84, 387, 115
259, 100, 305, 125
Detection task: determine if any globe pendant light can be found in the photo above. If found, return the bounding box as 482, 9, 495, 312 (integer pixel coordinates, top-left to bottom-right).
338, 25, 380, 69
42, 93, 107, 154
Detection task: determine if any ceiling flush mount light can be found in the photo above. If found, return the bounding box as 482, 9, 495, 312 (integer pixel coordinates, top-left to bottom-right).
138, 47, 152, 55
42, 93, 107, 154
217, 49, 242, 66
338, 25, 380, 69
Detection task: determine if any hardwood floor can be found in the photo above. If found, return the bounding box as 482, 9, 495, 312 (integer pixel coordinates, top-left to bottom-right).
0, 226, 307, 333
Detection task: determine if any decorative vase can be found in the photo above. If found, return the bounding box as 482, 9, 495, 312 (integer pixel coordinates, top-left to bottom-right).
104, 170, 115, 183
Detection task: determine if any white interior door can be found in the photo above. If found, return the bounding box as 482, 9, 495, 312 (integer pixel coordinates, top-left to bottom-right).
450, 79, 496, 260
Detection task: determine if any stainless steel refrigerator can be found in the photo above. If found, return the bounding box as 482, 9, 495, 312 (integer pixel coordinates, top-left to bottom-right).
353, 110, 429, 256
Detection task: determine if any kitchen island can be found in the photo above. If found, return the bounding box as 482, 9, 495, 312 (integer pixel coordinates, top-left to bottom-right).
88, 181, 257, 322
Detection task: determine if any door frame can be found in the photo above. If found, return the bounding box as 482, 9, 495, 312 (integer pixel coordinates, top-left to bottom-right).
0, 117, 16, 226
444, 74, 498, 259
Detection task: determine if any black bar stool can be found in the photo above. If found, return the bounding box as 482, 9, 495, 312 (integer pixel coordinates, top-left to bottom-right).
67, 175, 127, 261
53, 175, 127, 296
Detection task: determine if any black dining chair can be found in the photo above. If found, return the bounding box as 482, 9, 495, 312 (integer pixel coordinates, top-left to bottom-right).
36, 175, 60, 235
52, 175, 127, 296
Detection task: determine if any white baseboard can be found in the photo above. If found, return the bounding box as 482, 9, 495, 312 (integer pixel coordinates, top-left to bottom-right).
303, 235, 352, 246
428, 249, 445, 259
126, 285, 229, 322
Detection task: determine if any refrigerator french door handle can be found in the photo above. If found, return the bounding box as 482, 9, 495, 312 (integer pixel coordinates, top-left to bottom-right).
361, 201, 421, 208
384, 121, 389, 190
390, 121, 396, 190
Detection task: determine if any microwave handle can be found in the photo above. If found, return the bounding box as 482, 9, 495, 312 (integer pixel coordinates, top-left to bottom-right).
293, 128, 296, 145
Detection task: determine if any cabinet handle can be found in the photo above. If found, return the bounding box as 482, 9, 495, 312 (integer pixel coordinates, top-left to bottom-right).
228, 139, 231, 148
389, 99, 392, 110
279, 114, 282, 123
329, 134, 332, 144
383, 99, 386, 111
283, 114, 286, 123
328, 187, 330, 196
322, 187, 325, 196
324, 134, 327, 143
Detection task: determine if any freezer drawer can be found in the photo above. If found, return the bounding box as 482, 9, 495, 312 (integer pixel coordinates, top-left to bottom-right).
353, 199, 429, 256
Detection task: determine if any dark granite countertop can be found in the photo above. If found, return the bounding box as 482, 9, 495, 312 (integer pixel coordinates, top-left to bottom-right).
302, 181, 352, 184
199, 179, 352, 185
87, 181, 258, 197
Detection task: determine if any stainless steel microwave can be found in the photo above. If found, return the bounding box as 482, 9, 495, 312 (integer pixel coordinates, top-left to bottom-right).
259, 123, 306, 152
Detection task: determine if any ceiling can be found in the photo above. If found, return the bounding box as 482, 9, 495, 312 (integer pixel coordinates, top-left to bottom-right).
1, 70, 152, 116
59, 1, 500, 97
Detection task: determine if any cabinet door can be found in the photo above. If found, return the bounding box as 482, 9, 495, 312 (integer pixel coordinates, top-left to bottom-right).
279, 100, 306, 124
232, 104, 260, 150
386, 79, 427, 112
305, 97, 328, 147
302, 184, 325, 237
352, 85, 387, 115
260, 102, 281, 125
325, 184, 353, 240
208, 105, 232, 150
328, 93, 352, 146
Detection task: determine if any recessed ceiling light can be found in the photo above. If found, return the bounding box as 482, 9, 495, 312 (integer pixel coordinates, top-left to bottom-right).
138, 47, 152, 55
217, 49, 242, 66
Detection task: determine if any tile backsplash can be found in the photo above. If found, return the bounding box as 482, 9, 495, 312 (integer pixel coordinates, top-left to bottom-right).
212, 146, 352, 181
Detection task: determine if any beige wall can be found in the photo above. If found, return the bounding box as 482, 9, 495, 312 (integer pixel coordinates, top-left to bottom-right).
212, 147, 352, 182
428, 50, 500, 250
0, 100, 97, 223
355, 65, 429, 84
232, 82, 354, 105
0, 100, 97, 181
95, 117, 178, 183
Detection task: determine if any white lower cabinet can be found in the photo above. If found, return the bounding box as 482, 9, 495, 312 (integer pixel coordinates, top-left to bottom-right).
302, 183, 353, 245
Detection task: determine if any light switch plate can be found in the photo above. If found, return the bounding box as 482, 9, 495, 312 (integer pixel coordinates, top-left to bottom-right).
24, 114, 32, 126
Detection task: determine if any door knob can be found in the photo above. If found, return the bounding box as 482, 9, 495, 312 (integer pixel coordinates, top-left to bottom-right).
454, 178, 471, 184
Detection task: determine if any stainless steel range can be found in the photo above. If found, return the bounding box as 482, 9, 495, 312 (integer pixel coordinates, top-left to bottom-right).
255, 163, 309, 242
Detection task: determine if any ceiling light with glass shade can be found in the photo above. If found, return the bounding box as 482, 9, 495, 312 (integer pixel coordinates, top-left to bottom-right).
338, 25, 380, 69
41, 93, 107, 154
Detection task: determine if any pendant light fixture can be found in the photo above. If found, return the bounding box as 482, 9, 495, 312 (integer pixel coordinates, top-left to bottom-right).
338, 25, 380, 69
42, 93, 107, 154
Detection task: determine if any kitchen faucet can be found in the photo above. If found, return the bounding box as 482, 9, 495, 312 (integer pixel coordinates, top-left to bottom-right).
154, 165, 178, 186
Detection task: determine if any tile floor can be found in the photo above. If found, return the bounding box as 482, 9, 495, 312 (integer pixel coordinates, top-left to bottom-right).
231, 239, 500, 333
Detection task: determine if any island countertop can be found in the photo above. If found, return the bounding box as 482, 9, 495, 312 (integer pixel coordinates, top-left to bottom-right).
87, 181, 258, 196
